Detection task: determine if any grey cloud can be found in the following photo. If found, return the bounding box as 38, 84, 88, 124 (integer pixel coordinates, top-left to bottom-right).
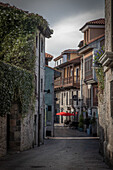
0, 0, 104, 25
0, 0, 105, 67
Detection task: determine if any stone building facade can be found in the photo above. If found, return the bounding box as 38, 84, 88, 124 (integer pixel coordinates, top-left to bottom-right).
99, 0, 113, 167
0, 2, 52, 157
54, 49, 81, 124
45, 66, 60, 136
78, 18, 105, 136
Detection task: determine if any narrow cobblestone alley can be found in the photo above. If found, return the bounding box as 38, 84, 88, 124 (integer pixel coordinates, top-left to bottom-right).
0, 126, 112, 170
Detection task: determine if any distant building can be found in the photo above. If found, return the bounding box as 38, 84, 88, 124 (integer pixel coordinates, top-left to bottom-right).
78, 18, 105, 135
54, 49, 81, 124
45, 65, 61, 136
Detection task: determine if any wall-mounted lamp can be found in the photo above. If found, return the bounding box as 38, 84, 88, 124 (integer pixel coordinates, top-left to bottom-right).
78, 98, 83, 101
44, 89, 50, 93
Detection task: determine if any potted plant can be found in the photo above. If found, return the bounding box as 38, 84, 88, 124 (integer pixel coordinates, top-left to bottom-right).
84, 117, 90, 134
90, 117, 97, 136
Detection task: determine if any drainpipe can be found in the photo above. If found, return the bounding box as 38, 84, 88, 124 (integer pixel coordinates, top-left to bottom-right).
80, 57, 83, 116
38, 32, 41, 147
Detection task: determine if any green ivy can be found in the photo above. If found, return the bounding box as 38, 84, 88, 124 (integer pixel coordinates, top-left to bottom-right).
0, 4, 53, 71
0, 3, 53, 116
0, 61, 34, 116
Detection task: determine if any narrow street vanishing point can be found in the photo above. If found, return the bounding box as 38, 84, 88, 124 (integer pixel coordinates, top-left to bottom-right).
0, 126, 112, 170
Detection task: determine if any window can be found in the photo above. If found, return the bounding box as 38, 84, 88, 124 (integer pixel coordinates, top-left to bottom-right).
70, 67, 73, 76
48, 105, 52, 111
93, 86, 98, 106
76, 68, 79, 82
41, 38, 43, 53
85, 56, 93, 79
76, 91, 78, 105
36, 36, 38, 48
41, 78, 43, 92
57, 61, 58, 66
72, 91, 73, 99
67, 54, 70, 61
35, 75, 37, 95
66, 92, 68, 105
60, 60, 61, 64
63, 55, 67, 63
61, 93, 63, 105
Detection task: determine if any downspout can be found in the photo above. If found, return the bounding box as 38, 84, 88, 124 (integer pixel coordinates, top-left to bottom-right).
38, 32, 41, 146
80, 57, 83, 116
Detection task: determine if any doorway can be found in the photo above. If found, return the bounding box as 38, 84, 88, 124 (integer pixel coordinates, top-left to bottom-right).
7, 103, 21, 152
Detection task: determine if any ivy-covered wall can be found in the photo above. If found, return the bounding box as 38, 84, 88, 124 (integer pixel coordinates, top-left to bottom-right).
0, 3, 52, 116
0, 3, 52, 71
0, 61, 33, 116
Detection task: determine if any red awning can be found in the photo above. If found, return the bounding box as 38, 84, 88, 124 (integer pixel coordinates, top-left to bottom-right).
56, 112, 75, 116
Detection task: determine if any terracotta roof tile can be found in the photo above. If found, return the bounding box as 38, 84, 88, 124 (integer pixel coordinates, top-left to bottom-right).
54, 55, 63, 61
87, 18, 105, 25
45, 53, 53, 59
62, 49, 77, 54
80, 18, 105, 31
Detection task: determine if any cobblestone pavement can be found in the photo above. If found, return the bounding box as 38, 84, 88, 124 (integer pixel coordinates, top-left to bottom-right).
0, 126, 112, 170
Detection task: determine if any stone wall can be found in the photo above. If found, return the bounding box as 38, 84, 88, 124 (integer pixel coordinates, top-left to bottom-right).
20, 109, 34, 151
98, 0, 113, 167
9, 104, 21, 151
0, 115, 7, 157
98, 68, 113, 166
0, 105, 35, 157
105, 0, 112, 51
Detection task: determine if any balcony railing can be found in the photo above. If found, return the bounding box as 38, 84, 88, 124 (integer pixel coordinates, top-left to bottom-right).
63, 76, 73, 85
54, 76, 80, 89
54, 78, 62, 88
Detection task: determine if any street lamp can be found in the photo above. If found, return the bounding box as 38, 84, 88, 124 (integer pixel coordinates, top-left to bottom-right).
44, 89, 50, 93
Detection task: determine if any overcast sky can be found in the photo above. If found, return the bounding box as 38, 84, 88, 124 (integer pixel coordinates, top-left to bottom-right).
0, 0, 105, 67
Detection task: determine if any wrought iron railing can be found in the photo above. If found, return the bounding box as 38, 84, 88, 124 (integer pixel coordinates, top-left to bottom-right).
54, 76, 80, 88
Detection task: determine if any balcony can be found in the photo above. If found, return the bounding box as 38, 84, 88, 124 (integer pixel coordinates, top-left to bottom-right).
54, 76, 80, 89
74, 76, 80, 88
63, 76, 73, 87
54, 78, 62, 89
